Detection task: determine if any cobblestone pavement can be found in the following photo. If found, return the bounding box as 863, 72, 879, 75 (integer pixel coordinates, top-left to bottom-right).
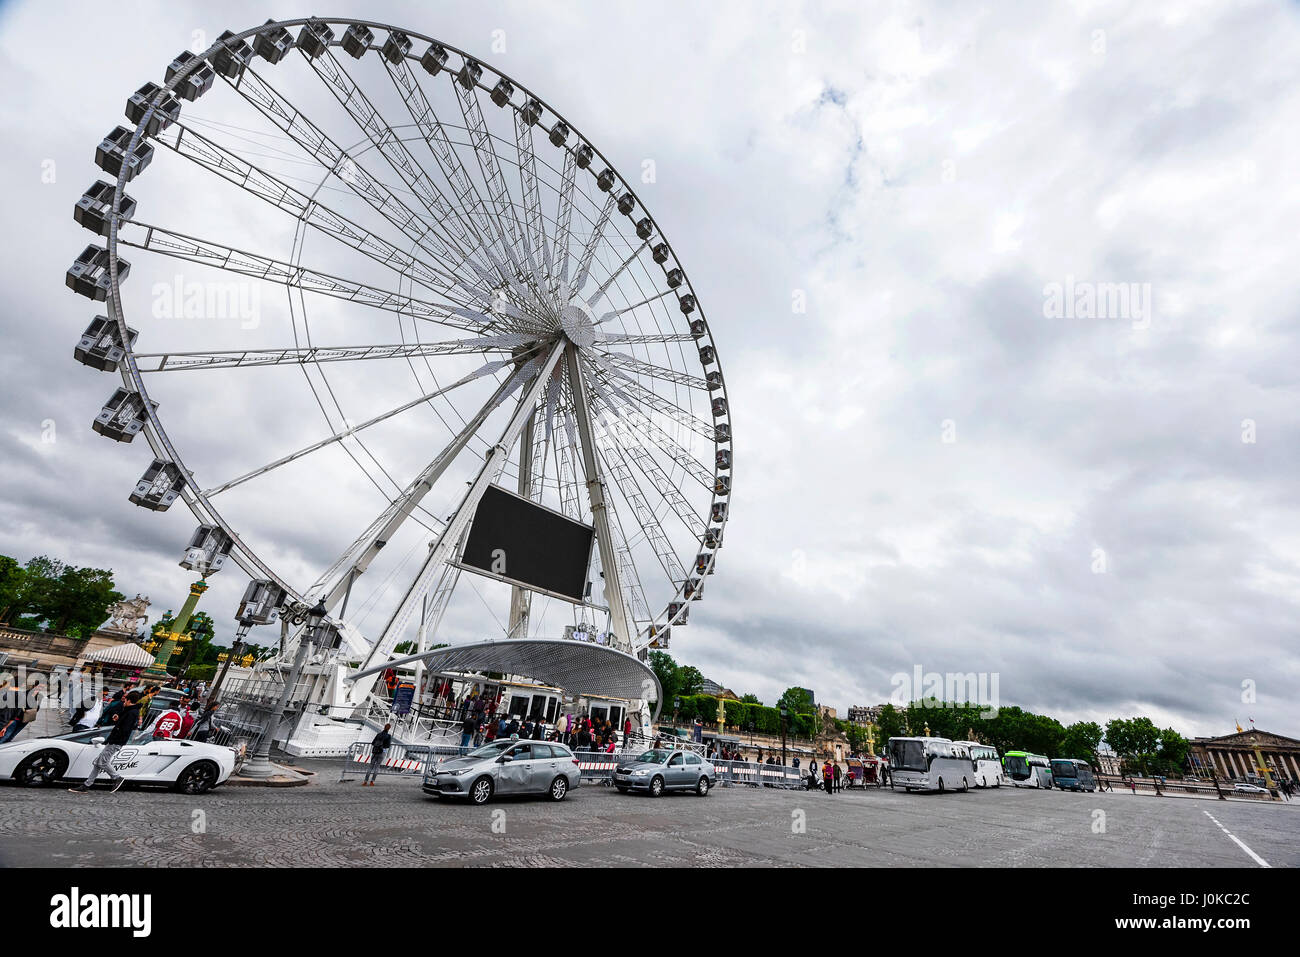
0, 763, 1296, 867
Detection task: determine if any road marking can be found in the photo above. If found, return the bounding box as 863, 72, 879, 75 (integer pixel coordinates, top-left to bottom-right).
1202, 810, 1270, 867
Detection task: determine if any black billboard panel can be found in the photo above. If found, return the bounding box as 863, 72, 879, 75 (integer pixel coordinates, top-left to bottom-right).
459, 484, 594, 602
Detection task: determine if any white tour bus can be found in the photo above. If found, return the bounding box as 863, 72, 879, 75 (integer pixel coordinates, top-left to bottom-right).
887, 736, 975, 793
954, 740, 1003, 787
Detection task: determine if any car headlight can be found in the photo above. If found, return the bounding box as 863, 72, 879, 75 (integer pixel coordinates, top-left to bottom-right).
632, 768, 650, 776
449, 767, 477, 775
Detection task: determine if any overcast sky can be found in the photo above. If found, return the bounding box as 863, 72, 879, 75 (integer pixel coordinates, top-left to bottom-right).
1, 0, 1298, 740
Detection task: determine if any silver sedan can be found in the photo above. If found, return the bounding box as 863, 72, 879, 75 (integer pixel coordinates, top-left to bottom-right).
422, 738, 581, 805
613, 748, 717, 796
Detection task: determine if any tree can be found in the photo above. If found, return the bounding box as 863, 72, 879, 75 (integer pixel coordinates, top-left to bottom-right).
1060, 721, 1103, 764
1106, 717, 1163, 775
676, 665, 705, 697
648, 651, 678, 707
778, 687, 814, 716
0, 555, 24, 623
876, 703, 907, 747
740, 693, 760, 705
11, 557, 123, 638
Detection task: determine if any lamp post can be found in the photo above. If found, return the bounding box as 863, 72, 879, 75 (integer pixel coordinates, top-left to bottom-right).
779, 703, 788, 767
241, 598, 337, 779
673, 696, 681, 734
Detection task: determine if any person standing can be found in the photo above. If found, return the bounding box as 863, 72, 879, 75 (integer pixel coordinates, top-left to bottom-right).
692, 716, 703, 743
70, 691, 142, 794
188, 697, 222, 742
460, 711, 477, 750
833, 762, 843, 792
822, 760, 835, 796
363, 723, 393, 786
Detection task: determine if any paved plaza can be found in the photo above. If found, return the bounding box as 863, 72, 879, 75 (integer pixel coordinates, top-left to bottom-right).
0, 762, 1295, 867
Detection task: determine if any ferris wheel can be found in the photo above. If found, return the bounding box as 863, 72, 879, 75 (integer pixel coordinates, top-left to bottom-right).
69, 18, 731, 673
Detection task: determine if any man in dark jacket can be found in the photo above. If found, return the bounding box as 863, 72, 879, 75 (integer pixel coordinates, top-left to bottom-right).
70, 691, 141, 794
363, 724, 393, 786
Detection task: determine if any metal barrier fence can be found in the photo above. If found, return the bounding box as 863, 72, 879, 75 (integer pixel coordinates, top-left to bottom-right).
340, 741, 468, 781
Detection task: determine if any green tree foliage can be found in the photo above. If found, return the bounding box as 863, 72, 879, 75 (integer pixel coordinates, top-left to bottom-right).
648, 651, 678, 706
740, 693, 761, 704
3, 555, 124, 638
876, 703, 908, 745
1060, 721, 1104, 763
675, 665, 705, 697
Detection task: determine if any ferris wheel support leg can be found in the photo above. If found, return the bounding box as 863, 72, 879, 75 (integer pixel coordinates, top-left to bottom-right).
349, 341, 568, 687
566, 345, 636, 655
507, 409, 536, 639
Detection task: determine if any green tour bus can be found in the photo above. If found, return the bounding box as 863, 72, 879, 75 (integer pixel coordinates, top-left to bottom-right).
1003, 750, 1053, 788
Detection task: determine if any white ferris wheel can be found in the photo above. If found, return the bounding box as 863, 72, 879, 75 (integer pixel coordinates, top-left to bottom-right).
68, 18, 732, 690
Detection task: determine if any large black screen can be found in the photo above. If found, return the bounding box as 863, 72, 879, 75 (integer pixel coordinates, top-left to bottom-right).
459, 484, 594, 602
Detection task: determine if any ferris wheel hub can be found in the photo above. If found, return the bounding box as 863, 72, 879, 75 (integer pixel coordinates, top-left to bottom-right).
559, 299, 597, 349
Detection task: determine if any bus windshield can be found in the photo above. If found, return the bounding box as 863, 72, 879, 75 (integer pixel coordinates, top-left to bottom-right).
889, 740, 927, 772
1051, 761, 1077, 779
1005, 755, 1031, 779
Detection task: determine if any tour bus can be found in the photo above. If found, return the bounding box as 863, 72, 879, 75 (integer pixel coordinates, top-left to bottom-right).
1003, 750, 1053, 788
954, 740, 1003, 787
1050, 758, 1097, 792
887, 737, 975, 793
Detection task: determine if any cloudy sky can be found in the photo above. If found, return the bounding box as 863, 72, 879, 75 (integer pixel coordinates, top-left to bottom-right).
1, 0, 1298, 740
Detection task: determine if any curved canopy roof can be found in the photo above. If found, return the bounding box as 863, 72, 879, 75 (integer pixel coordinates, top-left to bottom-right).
348, 639, 662, 718
85, 642, 157, 667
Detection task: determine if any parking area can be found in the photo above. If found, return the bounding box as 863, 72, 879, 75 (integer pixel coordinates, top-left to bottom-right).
0, 762, 1296, 867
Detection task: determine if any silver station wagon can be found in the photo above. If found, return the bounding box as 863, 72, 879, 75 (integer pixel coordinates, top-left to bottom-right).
613, 748, 717, 797
423, 738, 581, 805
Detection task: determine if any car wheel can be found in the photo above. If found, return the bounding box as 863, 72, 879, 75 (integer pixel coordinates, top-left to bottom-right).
649, 775, 664, 797
470, 776, 494, 805
548, 776, 568, 801
937, 777, 945, 793
175, 760, 219, 795
15, 749, 67, 787
961, 778, 969, 792
696, 775, 710, 796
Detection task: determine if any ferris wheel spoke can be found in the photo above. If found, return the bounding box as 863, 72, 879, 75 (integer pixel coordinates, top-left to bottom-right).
595, 434, 688, 585
450, 69, 533, 286
589, 387, 714, 491
156, 123, 465, 302
296, 47, 511, 295
133, 334, 528, 372
571, 193, 618, 295
594, 289, 678, 326
599, 331, 695, 345
590, 396, 707, 540
588, 364, 717, 442
116, 220, 486, 331
513, 110, 551, 293
218, 65, 497, 306
586, 240, 650, 309
201, 356, 515, 498
552, 149, 578, 290
592, 348, 708, 390
601, 479, 653, 627
381, 55, 535, 302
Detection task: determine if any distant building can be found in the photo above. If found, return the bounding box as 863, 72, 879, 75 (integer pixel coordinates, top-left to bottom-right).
1094, 749, 1122, 776
699, 678, 739, 701
1189, 728, 1300, 783
847, 704, 884, 726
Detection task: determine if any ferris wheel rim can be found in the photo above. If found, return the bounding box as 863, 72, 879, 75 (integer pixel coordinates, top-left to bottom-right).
91, 16, 732, 646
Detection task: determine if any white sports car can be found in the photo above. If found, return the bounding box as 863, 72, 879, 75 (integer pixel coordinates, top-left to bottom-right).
0, 727, 239, 793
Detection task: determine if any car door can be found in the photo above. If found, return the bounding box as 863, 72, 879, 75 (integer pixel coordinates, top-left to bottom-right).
666, 751, 688, 789
497, 743, 533, 794
531, 743, 560, 790
685, 751, 704, 785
